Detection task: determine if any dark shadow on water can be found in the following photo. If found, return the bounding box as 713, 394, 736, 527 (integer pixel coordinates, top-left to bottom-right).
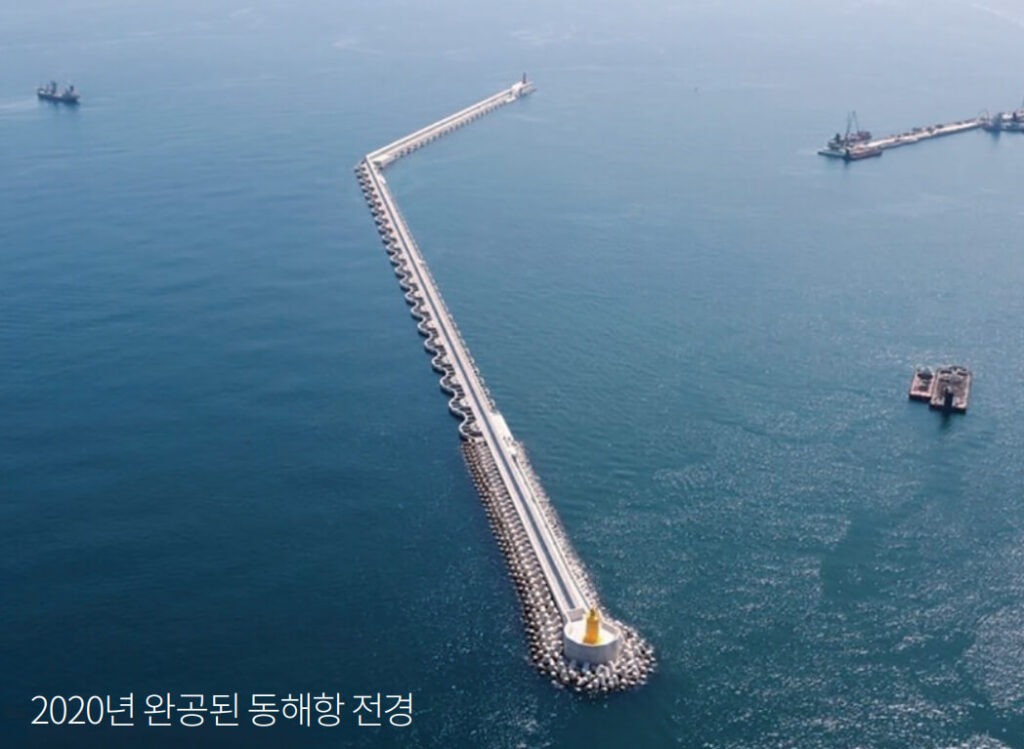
937, 409, 970, 432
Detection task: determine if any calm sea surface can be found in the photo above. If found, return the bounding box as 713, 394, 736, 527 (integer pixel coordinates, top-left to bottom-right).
3, 1, 1024, 747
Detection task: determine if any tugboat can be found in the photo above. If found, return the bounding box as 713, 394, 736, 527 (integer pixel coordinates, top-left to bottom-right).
36, 81, 80, 104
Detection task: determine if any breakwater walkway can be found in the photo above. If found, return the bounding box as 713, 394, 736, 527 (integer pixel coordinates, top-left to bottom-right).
864, 117, 980, 150
354, 78, 654, 693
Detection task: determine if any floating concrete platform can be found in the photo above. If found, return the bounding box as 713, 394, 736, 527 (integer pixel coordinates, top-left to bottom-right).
929, 366, 972, 413
908, 367, 936, 402
909, 365, 972, 413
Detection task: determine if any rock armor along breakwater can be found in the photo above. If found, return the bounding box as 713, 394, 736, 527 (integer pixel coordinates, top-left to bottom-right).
354, 77, 655, 694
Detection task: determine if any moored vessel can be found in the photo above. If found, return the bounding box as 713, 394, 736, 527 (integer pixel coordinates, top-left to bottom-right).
843, 145, 882, 161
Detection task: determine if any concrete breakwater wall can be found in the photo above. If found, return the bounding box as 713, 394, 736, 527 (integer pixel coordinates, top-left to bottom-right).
354, 79, 655, 693
366, 85, 532, 168
462, 441, 656, 693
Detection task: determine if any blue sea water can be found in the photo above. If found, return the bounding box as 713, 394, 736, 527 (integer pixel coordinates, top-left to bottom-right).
3, 1, 1024, 747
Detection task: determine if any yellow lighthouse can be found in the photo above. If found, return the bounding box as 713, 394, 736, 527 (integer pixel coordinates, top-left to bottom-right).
563, 605, 622, 663
583, 607, 602, 645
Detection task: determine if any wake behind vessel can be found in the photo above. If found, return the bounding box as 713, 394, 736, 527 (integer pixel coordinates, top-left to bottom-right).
37, 81, 80, 104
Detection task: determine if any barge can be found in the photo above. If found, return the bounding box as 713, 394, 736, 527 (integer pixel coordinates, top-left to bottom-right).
843, 145, 882, 161
909, 365, 972, 413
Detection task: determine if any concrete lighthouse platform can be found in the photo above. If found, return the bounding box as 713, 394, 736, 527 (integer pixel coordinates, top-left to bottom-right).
563, 608, 623, 664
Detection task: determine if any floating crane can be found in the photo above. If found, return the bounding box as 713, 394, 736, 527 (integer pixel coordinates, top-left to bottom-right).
840, 110, 872, 145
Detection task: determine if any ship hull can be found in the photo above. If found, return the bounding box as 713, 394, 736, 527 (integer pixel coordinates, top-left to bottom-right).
37, 91, 79, 104
843, 146, 882, 161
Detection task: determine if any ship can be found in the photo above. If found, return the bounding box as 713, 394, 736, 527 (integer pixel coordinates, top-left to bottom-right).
37, 81, 80, 104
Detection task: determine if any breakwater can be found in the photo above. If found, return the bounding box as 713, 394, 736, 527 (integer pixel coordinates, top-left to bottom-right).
818, 116, 982, 160
819, 105, 1024, 161
354, 78, 655, 693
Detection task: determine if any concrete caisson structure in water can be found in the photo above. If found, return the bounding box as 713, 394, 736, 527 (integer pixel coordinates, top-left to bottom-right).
353, 77, 655, 693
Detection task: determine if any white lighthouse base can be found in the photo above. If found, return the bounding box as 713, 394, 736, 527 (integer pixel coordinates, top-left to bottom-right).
562, 608, 623, 664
